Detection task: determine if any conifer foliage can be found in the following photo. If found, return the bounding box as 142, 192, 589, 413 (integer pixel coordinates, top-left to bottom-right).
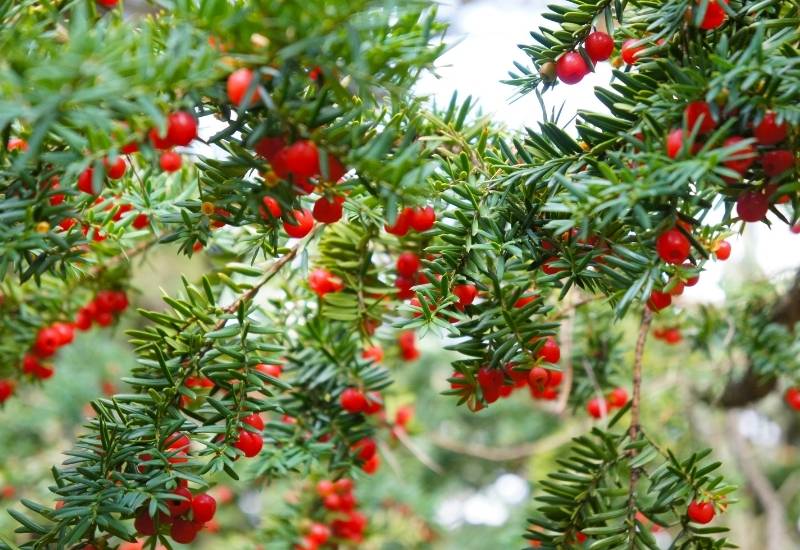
0, 0, 798, 548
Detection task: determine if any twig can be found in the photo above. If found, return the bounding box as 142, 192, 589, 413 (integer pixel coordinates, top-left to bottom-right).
392, 428, 443, 474
626, 308, 653, 545
725, 412, 796, 550
554, 291, 578, 415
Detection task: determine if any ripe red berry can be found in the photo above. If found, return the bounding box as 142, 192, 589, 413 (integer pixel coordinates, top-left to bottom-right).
334, 478, 353, 494
242, 413, 265, 431
283, 209, 315, 238
714, 240, 731, 260
34, 327, 60, 357
259, 196, 282, 220
51, 322, 75, 346
227, 68, 260, 107
396, 251, 421, 278
234, 429, 263, 457
166, 111, 198, 147
167, 486, 193, 517
607, 387, 629, 408
754, 112, 788, 146
308, 522, 331, 544
254, 136, 286, 161
687, 500, 715, 524
191, 493, 216, 523
385, 207, 414, 236
97, 0, 119, 6
323, 493, 342, 510
586, 397, 607, 418
698, 0, 728, 30
361, 345, 383, 363
77, 168, 98, 194
148, 128, 173, 150
666, 129, 685, 159
545, 369, 563, 387
555, 52, 589, 85
584, 31, 614, 62
647, 290, 672, 311
340, 388, 368, 413
0, 380, 14, 403
279, 140, 320, 192
312, 196, 344, 224
103, 156, 126, 180
476, 367, 504, 404
685, 101, 716, 134
316, 480, 335, 497
256, 363, 282, 377
453, 284, 478, 310
528, 366, 549, 389
620, 39, 643, 64
760, 149, 794, 177
785, 387, 800, 410
722, 136, 756, 174
361, 453, 380, 474
410, 206, 436, 232
351, 437, 377, 461
308, 268, 343, 297
656, 228, 690, 264
170, 517, 200, 544
159, 151, 182, 172
736, 190, 769, 223
134, 509, 157, 536
536, 336, 561, 363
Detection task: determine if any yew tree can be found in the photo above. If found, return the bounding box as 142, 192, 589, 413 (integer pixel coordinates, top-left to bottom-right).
1, 0, 799, 549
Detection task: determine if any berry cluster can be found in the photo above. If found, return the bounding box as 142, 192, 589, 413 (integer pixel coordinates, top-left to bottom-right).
553, 30, 614, 85
295, 478, 367, 549
586, 387, 629, 419
134, 482, 217, 544
653, 326, 682, 345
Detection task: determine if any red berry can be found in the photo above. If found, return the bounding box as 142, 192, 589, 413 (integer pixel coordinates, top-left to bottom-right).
340, 388, 368, 413
227, 68, 260, 107
785, 387, 800, 410
663, 327, 682, 344
0, 380, 14, 403
96, 0, 119, 7
334, 478, 353, 494
361, 453, 380, 474
167, 486, 193, 517
647, 290, 672, 311
714, 240, 731, 260
104, 156, 127, 180
148, 128, 173, 150
234, 429, 263, 457
308, 522, 331, 544
754, 112, 788, 146
395, 276, 415, 300
536, 336, 561, 363
685, 101, 716, 134
666, 129, 685, 159
254, 136, 286, 161
528, 366, 549, 389
323, 494, 341, 510
687, 500, 715, 524
453, 284, 478, 310
722, 136, 756, 175
555, 52, 589, 85
51, 322, 75, 346
279, 140, 320, 192
260, 196, 282, 220
760, 149, 795, 177
476, 367, 504, 404
316, 480, 335, 497
351, 437, 377, 461
584, 31, 614, 62
77, 168, 98, 194
191, 493, 216, 523
586, 397, 607, 418
656, 228, 690, 264
607, 387, 629, 408
385, 207, 414, 236
170, 517, 200, 544
736, 190, 769, 223
361, 345, 383, 363
396, 251, 421, 278
283, 209, 315, 238
130, 213, 148, 229
545, 369, 563, 387
134, 509, 156, 536
410, 206, 436, 232
242, 413, 265, 431
698, 0, 728, 30
159, 151, 182, 172
256, 363, 282, 377
312, 196, 343, 224
308, 268, 343, 297
34, 327, 60, 357
620, 39, 643, 64
541, 257, 563, 275
166, 111, 198, 147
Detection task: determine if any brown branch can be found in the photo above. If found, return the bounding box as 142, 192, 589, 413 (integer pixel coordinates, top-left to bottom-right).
392, 428, 443, 474
626, 308, 652, 544
725, 412, 796, 549
717, 270, 800, 408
